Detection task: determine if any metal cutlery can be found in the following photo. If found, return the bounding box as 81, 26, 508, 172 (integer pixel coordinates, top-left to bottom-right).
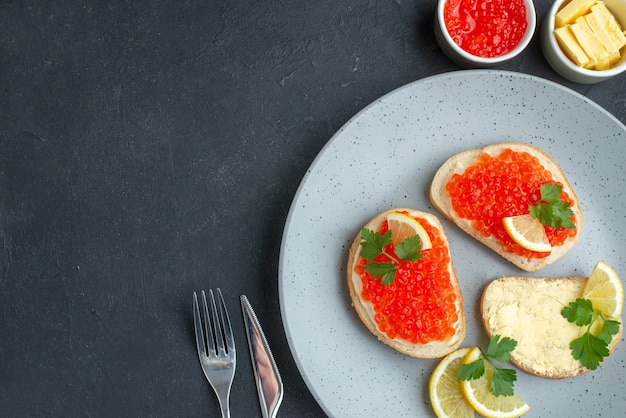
240, 295, 283, 418
193, 289, 236, 418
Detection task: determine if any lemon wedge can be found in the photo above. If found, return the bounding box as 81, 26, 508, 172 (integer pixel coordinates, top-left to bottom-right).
460, 347, 530, 418
386, 211, 432, 250
502, 214, 551, 253
583, 261, 624, 320
429, 348, 476, 418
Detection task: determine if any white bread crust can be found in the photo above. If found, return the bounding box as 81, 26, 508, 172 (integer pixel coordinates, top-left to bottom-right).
347, 208, 466, 358
430, 142, 582, 272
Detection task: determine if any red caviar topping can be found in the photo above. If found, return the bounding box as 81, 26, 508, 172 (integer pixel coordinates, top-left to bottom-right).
446, 148, 577, 259
444, 0, 528, 58
357, 215, 458, 344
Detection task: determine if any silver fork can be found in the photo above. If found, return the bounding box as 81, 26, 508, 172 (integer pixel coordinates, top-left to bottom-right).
193, 289, 236, 418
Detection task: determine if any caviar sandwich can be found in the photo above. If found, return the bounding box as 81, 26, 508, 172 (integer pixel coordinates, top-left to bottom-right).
347, 208, 466, 358
430, 142, 582, 272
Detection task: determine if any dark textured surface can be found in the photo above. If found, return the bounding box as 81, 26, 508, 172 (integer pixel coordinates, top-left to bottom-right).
0, 1, 624, 417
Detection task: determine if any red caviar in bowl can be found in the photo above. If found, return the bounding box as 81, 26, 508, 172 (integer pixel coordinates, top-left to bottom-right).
445, 148, 577, 259
354, 216, 458, 344
444, 0, 528, 58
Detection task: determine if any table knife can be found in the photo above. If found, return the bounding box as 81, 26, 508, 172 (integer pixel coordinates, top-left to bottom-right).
240, 295, 283, 418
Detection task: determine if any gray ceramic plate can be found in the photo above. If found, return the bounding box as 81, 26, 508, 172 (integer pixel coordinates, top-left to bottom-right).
279, 70, 626, 417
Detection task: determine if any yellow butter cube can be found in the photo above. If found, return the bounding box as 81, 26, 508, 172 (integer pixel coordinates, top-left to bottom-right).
570, 17, 611, 68
591, 2, 626, 49
584, 12, 621, 65
555, 26, 591, 67
556, 0, 597, 27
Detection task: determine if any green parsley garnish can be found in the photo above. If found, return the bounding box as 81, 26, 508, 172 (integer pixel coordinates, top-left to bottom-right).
457, 335, 519, 397
529, 184, 575, 229
561, 298, 621, 370
359, 228, 423, 285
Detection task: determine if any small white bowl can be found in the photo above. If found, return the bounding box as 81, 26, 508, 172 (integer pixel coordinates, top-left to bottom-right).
541, 0, 626, 84
435, 0, 537, 68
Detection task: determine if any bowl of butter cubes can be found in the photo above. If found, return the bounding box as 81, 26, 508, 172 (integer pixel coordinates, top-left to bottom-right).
541, 0, 626, 83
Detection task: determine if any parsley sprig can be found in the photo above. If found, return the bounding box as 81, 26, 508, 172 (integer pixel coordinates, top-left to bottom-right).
529, 184, 575, 229
561, 298, 621, 370
359, 228, 423, 285
457, 335, 519, 397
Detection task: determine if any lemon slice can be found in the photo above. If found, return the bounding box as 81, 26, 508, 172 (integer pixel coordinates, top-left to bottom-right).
502, 214, 551, 253
582, 261, 624, 319
386, 211, 432, 250
429, 348, 476, 418
460, 347, 530, 418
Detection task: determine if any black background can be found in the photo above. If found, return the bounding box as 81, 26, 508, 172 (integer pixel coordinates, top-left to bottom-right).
1, 1, 625, 416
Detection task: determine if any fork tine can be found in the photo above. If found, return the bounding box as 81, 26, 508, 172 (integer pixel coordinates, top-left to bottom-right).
193, 291, 207, 356
215, 288, 235, 354
203, 290, 218, 356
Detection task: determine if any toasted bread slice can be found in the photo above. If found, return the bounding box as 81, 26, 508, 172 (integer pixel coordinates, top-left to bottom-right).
430, 142, 582, 272
481, 276, 623, 379
347, 208, 465, 358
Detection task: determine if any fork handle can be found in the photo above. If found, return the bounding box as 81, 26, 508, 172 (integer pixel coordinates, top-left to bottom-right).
219, 402, 230, 418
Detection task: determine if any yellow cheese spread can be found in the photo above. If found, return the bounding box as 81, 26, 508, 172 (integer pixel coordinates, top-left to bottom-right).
482, 278, 585, 376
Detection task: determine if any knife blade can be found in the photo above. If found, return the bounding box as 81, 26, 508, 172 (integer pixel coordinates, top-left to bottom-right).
240, 295, 283, 418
